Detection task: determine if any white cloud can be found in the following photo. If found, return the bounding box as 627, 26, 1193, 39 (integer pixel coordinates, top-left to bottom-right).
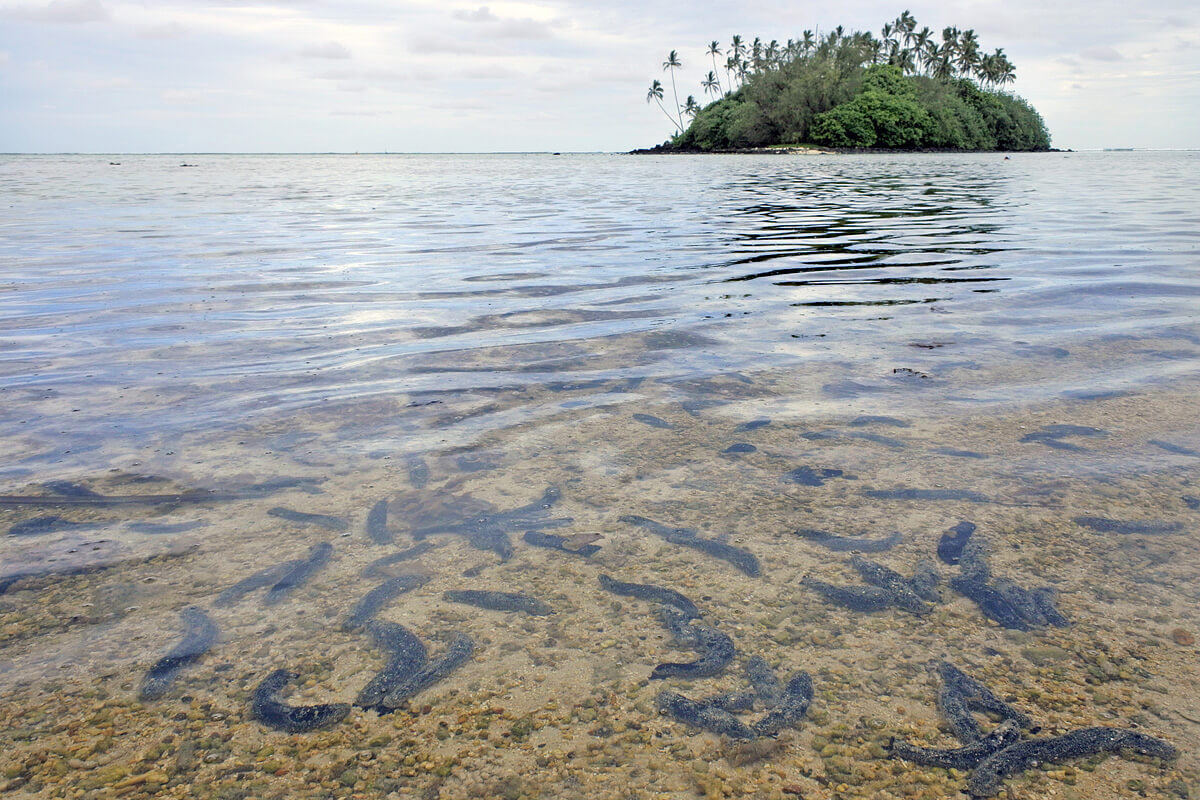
1081, 46, 1123, 61
0, 0, 108, 23
136, 21, 186, 40
300, 41, 351, 59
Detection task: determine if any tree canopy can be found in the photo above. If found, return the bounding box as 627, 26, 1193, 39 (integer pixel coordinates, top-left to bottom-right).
644, 11, 1050, 152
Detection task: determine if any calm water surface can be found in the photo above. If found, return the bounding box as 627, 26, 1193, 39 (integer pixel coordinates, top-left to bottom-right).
0, 152, 1197, 800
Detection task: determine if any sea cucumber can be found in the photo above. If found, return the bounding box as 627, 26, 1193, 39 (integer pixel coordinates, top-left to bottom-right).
1073, 516, 1184, 535
523, 530, 600, 557
252, 669, 350, 733
619, 515, 760, 577
9, 515, 97, 537
656, 691, 755, 739
633, 413, 673, 429
355, 621, 430, 709
967, 727, 1178, 798
847, 432, 907, 448
910, 559, 943, 602
342, 574, 428, 631
407, 457, 430, 488
801, 577, 893, 612
214, 560, 302, 607
722, 443, 757, 454
41, 480, 103, 497
597, 574, 700, 618
1020, 424, 1106, 452
267, 507, 349, 532
752, 672, 814, 737
889, 719, 1021, 769
705, 690, 758, 713
264, 542, 333, 605
932, 447, 989, 459
781, 466, 845, 486
1149, 439, 1200, 457
734, 419, 771, 432
938, 521, 976, 565
651, 611, 735, 679
139, 606, 218, 700
378, 632, 475, 709
1030, 586, 1070, 627
793, 528, 901, 552
744, 656, 783, 708
865, 488, 990, 502
992, 579, 1051, 627
849, 415, 910, 428
958, 538, 991, 583
366, 500, 391, 544
936, 662, 1031, 742
442, 589, 553, 616
849, 555, 930, 615
412, 486, 569, 561
949, 577, 1030, 631
361, 542, 436, 578
127, 521, 205, 534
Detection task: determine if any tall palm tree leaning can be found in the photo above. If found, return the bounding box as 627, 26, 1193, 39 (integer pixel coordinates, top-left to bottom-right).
706, 41, 724, 95
662, 50, 685, 132
683, 95, 700, 120
646, 79, 681, 134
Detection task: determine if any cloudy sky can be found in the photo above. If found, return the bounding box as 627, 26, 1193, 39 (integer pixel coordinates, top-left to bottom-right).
0, 0, 1196, 152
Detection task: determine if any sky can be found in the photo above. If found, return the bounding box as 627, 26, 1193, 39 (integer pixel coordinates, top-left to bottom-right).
0, 0, 1197, 152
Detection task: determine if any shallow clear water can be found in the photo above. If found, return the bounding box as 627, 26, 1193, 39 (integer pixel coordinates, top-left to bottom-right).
0, 152, 1198, 799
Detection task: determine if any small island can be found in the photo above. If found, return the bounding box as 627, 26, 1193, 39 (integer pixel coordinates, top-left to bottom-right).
640, 10, 1050, 152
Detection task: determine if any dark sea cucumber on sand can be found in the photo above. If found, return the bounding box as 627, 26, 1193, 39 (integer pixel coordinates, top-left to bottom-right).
865, 488, 990, 502
41, 480, 103, 497
362, 542, 436, 578
619, 515, 760, 577
889, 719, 1020, 769
443, 589, 553, 616
931, 447, 989, 459
214, 560, 302, 607
734, 419, 771, 432
407, 457, 430, 488
633, 413, 673, 429
1073, 516, 1184, 535
139, 606, 218, 700
267, 507, 349, 532
850, 555, 931, 615
910, 559, 943, 602
957, 538, 991, 583
752, 671, 814, 737
656, 691, 755, 739
126, 520, 205, 534
938, 521, 976, 565
355, 621, 430, 709
781, 466, 846, 486
379, 632, 475, 709
992, 578, 1051, 627
794, 528, 901, 552
847, 431, 907, 448
9, 515, 98, 537
949, 577, 1030, 631
802, 577, 894, 613
252, 669, 350, 733
597, 574, 700, 618
412, 486, 568, 561
849, 415, 910, 428
967, 727, 1178, 798
1149, 439, 1200, 457
705, 690, 758, 713
342, 574, 428, 631
264, 542, 333, 605
744, 656, 784, 708
366, 500, 391, 544
1030, 586, 1070, 627
722, 443, 757, 454
936, 662, 1031, 741
651, 618, 735, 679
523, 530, 600, 557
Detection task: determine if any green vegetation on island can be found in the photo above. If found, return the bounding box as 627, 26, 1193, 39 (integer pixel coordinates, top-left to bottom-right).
643, 10, 1050, 152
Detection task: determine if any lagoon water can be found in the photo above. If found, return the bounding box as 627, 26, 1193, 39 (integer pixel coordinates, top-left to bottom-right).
0, 152, 1198, 799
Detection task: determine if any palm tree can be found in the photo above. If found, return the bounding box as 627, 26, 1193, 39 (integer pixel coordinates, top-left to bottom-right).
912, 27, 932, 74
662, 50, 684, 131
801, 29, 815, 55
706, 41, 724, 95
702, 71, 721, 97
646, 79, 681, 133
955, 29, 980, 78
896, 10, 917, 48
683, 95, 700, 120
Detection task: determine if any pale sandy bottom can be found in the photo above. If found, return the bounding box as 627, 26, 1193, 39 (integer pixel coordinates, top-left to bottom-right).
1, 359, 1198, 800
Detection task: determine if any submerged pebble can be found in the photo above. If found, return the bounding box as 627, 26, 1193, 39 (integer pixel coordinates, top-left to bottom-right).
139, 606, 218, 700
252, 669, 350, 733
